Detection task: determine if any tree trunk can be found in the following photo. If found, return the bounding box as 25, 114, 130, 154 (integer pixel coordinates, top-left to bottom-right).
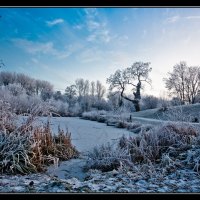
133, 82, 141, 112
120, 84, 141, 112
134, 101, 140, 112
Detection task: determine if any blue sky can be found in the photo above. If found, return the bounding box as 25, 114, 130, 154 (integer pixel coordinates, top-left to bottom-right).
1, 7, 200, 96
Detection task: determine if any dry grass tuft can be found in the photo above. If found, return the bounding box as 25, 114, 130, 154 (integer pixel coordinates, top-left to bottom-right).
0, 100, 79, 175
86, 122, 200, 176
121, 122, 198, 164
85, 143, 133, 172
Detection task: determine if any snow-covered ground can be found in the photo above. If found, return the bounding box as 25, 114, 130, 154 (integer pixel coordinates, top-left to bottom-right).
1, 165, 200, 193
132, 116, 200, 127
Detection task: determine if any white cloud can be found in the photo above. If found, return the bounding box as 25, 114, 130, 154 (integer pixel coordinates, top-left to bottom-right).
165, 15, 180, 23
31, 58, 39, 64
46, 18, 64, 27
73, 24, 84, 30
87, 29, 111, 43
12, 39, 56, 54
87, 34, 96, 42
185, 16, 200, 20
84, 8, 98, 18
164, 15, 200, 24
87, 20, 101, 31
58, 43, 83, 59
116, 35, 129, 47
78, 47, 102, 63
12, 38, 81, 59
84, 9, 111, 44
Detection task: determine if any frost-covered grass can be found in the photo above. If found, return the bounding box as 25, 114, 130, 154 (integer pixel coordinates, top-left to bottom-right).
0, 100, 79, 175
85, 142, 133, 172
85, 122, 200, 176
81, 110, 107, 123
124, 122, 198, 164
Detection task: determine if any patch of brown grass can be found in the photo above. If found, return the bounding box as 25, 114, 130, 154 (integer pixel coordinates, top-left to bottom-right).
29, 121, 79, 172
0, 108, 79, 175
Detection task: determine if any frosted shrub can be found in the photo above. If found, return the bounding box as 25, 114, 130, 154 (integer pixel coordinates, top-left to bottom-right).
0, 121, 79, 174
70, 102, 82, 116
85, 142, 133, 172
82, 110, 107, 122
0, 99, 79, 174
141, 95, 158, 110
49, 99, 69, 116
0, 100, 17, 133
6, 83, 25, 96
121, 122, 199, 164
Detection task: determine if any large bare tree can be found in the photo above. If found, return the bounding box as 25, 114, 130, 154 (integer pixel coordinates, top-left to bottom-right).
164, 61, 200, 104
107, 62, 152, 112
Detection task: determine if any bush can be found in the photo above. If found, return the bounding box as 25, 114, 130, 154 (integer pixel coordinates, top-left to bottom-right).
141, 95, 158, 110
85, 143, 133, 172
0, 119, 79, 174
0, 100, 79, 175
120, 122, 198, 164
85, 122, 200, 175
116, 121, 127, 128
49, 99, 69, 117
81, 110, 107, 122
0, 100, 17, 133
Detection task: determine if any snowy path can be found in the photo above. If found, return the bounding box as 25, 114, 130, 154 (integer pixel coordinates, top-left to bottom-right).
37, 117, 134, 181
132, 116, 167, 125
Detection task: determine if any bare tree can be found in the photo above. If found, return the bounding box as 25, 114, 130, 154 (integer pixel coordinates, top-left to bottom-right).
83, 80, 90, 97
35, 79, 43, 96
107, 62, 152, 112
75, 78, 90, 99
90, 81, 95, 97
65, 85, 77, 107
75, 78, 85, 98
107, 91, 124, 110
185, 66, 200, 104
6, 83, 25, 96
53, 90, 63, 101
96, 80, 106, 100
164, 61, 187, 104
40, 81, 54, 101
164, 61, 200, 104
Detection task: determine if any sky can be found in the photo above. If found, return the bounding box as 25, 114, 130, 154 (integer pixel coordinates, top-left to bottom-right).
1, 7, 200, 97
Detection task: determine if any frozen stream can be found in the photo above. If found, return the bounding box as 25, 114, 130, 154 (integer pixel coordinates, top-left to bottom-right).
29, 117, 134, 181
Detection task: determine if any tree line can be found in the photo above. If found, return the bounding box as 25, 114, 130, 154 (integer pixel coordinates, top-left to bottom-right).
0, 60, 200, 116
